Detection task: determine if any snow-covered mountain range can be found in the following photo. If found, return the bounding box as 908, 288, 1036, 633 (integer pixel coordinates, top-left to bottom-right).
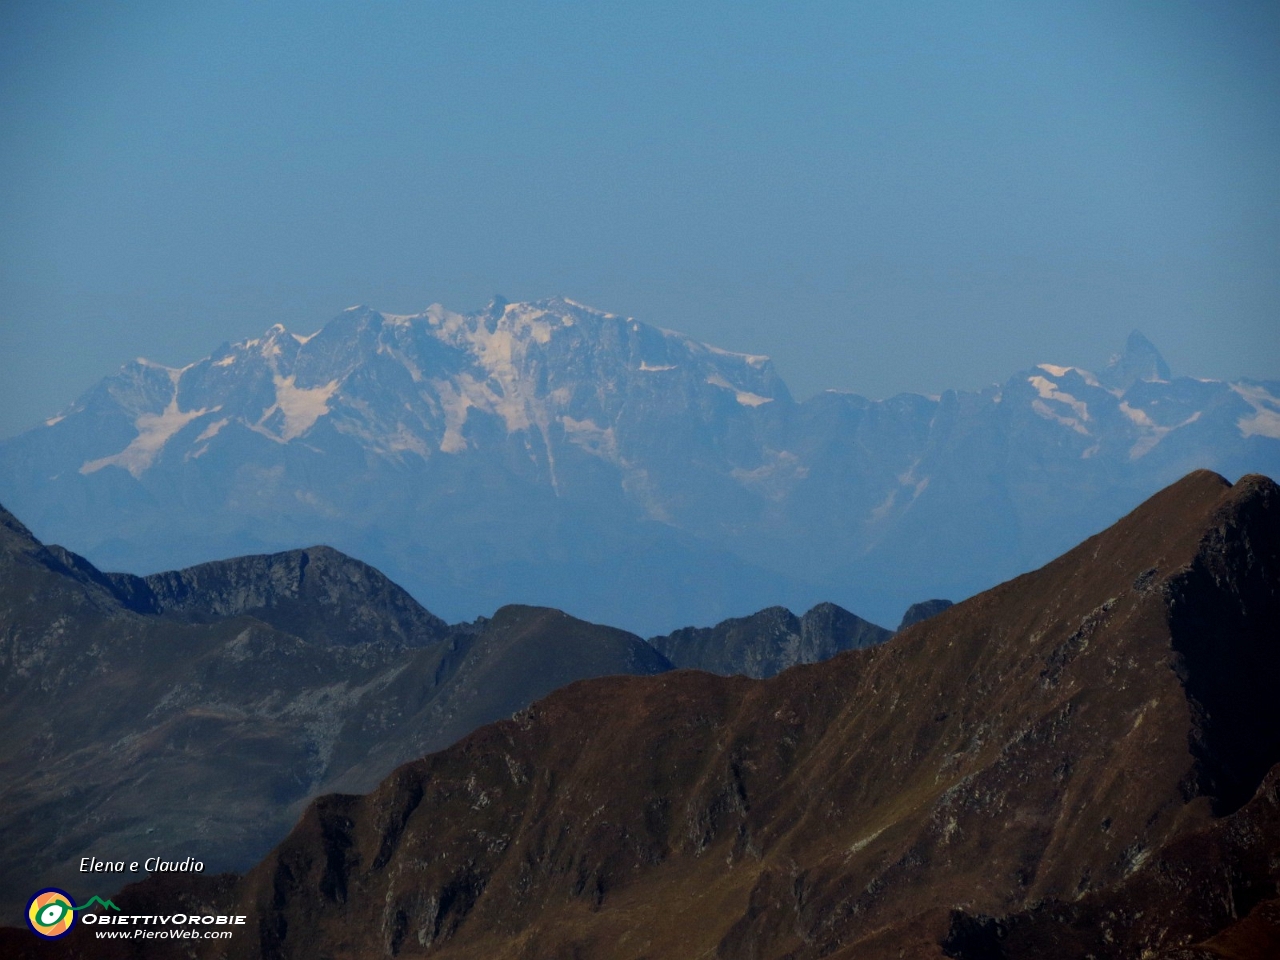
2, 297, 1276, 633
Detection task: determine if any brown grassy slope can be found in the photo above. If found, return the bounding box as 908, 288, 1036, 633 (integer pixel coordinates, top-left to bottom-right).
6, 469, 1279, 960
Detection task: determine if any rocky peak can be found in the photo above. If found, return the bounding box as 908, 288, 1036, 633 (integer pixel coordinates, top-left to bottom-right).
1099, 329, 1172, 390
111, 546, 450, 648
652, 602, 891, 678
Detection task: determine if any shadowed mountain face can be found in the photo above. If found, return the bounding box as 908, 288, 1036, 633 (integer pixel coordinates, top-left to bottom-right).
20, 470, 1276, 960
106, 547, 451, 648
650, 602, 891, 678
0, 505, 886, 926
0, 513, 673, 925
2, 298, 1277, 635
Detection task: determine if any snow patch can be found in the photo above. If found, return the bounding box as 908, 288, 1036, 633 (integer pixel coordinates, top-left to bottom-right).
1119, 402, 1155, 429
640, 361, 676, 372
1036, 364, 1106, 390
273, 375, 340, 441
1120, 402, 1203, 459
1028, 376, 1090, 434
706, 373, 774, 407
212, 355, 236, 367
734, 390, 773, 407
195, 418, 230, 443
433, 378, 474, 453
1032, 400, 1089, 435
44, 415, 65, 427
81, 400, 216, 477
731, 450, 809, 500
385, 424, 432, 459
134, 358, 190, 387
1232, 384, 1280, 439
561, 416, 617, 460
706, 343, 770, 368
559, 297, 610, 318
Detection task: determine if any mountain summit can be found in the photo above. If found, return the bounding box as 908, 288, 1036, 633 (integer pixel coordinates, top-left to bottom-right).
1099, 329, 1172, 390
0, 299, 1276, 632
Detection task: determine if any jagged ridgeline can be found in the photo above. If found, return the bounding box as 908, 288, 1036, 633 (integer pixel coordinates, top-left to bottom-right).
5, 470, 1277, 959
1, 299, 1276, 635
0, 502, 898, 926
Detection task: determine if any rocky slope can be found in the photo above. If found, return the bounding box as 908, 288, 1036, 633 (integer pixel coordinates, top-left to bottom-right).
2, 300, 1276, 634
0, 511, 671, 924
1, 505, 897, 926
650, 602, 890, 678
106, 547, 451, 649
16, 469, 1276, 959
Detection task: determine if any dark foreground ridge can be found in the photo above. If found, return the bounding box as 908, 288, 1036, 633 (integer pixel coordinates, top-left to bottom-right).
7, 469, 1276, 959
0, 506, 892, 925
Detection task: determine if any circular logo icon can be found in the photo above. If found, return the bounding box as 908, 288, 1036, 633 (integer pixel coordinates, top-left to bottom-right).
27, 888, 77, 939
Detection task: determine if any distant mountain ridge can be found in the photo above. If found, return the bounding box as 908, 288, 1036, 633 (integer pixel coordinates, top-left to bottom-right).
1, 297, 1276, 633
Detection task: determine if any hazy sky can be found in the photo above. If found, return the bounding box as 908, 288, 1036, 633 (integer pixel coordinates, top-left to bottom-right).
2, 0, 1277, 437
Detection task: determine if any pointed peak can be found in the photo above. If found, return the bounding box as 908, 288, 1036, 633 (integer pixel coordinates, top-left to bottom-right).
1100, 329, 1171, 390
1123, 329, 1157, 353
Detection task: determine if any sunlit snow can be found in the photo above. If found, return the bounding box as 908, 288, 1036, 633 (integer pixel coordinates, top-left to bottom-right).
706, 373, 774, 407
272, 375, 340, 441
1232, 384, 1280, 440
80, 399, 215, 477
1028, 375, 1090, 434
561, 416, 618, 460
1119, 402, 1203, 459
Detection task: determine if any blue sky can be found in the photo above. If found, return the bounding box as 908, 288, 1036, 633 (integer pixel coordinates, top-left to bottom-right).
1, 0, 1277, 437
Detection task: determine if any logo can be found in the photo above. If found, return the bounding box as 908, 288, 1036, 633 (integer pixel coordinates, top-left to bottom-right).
26, 890, 121, 939
26, 889, 77, 939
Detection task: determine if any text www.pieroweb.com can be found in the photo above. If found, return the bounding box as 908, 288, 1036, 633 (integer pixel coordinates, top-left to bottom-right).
85, 913, 244, 940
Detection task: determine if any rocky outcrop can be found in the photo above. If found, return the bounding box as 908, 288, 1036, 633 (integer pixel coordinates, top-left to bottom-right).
108, 546, 450, 648
650, 602, 890, 678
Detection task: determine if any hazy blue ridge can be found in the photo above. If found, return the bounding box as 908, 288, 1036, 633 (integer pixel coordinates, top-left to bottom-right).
1, 298, 1276, 635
